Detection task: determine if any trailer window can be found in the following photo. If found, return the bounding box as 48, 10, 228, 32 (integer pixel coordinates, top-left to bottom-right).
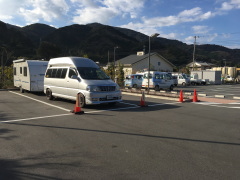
14, 67, 16, 75
23, 67, 27, 76
20, 67, 22, 74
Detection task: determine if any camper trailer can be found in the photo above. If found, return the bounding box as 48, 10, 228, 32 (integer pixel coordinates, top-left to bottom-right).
13, 59, 48, 92
44, 57, 122, 107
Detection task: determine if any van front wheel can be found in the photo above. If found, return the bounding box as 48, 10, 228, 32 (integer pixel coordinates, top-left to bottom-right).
155, 85, 160, 91
46, 89, 53, 100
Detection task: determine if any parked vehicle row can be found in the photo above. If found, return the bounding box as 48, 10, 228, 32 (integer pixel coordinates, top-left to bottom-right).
124, 71, 174, 91
124, 72, 195, 91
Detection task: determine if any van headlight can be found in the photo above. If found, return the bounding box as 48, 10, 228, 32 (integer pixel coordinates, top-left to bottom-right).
86, 85, 101, 92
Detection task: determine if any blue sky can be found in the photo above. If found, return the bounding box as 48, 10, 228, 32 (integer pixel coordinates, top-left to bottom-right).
0, 0, 240, 49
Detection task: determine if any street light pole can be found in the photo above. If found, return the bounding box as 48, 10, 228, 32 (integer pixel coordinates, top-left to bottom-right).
113, 46, 118, 83
148, 33, 159, 93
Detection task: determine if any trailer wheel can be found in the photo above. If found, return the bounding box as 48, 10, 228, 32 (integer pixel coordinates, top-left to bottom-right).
79, 93, 86, 108
20, 86, 24, 93
46, 89, 53, 100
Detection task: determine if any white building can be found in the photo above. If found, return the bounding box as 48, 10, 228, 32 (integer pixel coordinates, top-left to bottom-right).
113, 52, 175, 76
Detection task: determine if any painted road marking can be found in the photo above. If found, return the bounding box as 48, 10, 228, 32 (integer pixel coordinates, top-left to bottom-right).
196, 102, 240, 109
1, 102, 181, 123
119, 102, 139, 106
9, 91, 71, 112
0, 113, 72, 123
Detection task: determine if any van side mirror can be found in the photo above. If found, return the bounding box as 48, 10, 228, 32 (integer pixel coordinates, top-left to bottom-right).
71, 75, 80, 81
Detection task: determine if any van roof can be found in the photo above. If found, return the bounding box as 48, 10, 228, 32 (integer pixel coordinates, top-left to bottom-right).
143, 71, 168, 74
13, 59, 48, 65
48, 57, 98, 68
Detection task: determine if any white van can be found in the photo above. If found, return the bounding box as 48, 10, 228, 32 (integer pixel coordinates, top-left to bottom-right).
13, 59, 48, 92
124, 74, 143, 88
142, 71, 174, 91
44, 57, 122, 107
171, 73, 190, 86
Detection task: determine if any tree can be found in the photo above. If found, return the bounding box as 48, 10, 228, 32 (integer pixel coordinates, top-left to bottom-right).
37, 41, 61, 60
117, 62, 124, 87
105, 63, 114, 81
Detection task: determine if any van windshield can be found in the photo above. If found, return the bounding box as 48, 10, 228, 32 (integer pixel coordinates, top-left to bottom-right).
77, 67, 110, 80
143, 73, 152, 79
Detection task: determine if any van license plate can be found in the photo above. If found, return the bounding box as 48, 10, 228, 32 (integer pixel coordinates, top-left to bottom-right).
107, 95, 113, 100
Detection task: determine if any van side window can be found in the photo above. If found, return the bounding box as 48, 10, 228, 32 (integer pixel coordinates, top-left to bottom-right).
51, 69, 57, 78
45, 69, 52, 78
136, 75, 143, 79
61, 68, 67, 78
164, 74, 171, 80
23, 67, 27, 76
144, 73, 152, 79
56, 69, 62, 78
69, 69, 77, 78
45, 68, 68, 78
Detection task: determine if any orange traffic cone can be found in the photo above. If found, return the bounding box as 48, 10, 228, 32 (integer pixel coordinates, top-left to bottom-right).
179, 90, 184, 102
192, 89, 199, 102
71, 93, 84, 114
138, 91, 148, 107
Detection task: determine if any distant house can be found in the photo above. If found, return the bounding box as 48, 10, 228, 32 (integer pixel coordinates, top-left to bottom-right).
112, 52, 175, 76
187, 62, 216, 71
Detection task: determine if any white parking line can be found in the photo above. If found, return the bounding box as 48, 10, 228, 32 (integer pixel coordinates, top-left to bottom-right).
119, 102, 139, 106
9, 91, 71, 112
2, 93, 181, 123
0, 113, 72, 123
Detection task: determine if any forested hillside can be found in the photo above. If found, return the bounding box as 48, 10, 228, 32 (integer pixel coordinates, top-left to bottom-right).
1, 21, 240, 67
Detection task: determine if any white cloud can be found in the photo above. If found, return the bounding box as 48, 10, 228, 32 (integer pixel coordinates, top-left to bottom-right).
161, 33, 178, 40
71, 0, 145, 24
192, 25, 210, 34
120, 7, 215, 36
218, 0, 240, 11
72, 7, 116, 24
0, 0, 25, 20
19, 0, 70, 23
0, 0, 69, 24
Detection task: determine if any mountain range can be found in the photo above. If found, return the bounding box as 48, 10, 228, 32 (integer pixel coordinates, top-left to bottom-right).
1, 20, 240, 67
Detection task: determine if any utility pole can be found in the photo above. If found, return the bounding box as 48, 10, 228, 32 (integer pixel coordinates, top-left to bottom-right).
192, 36, 199, 71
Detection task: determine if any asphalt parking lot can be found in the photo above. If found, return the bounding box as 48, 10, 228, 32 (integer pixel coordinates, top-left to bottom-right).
174, 83, 240, 99
0, 88, 240, 179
